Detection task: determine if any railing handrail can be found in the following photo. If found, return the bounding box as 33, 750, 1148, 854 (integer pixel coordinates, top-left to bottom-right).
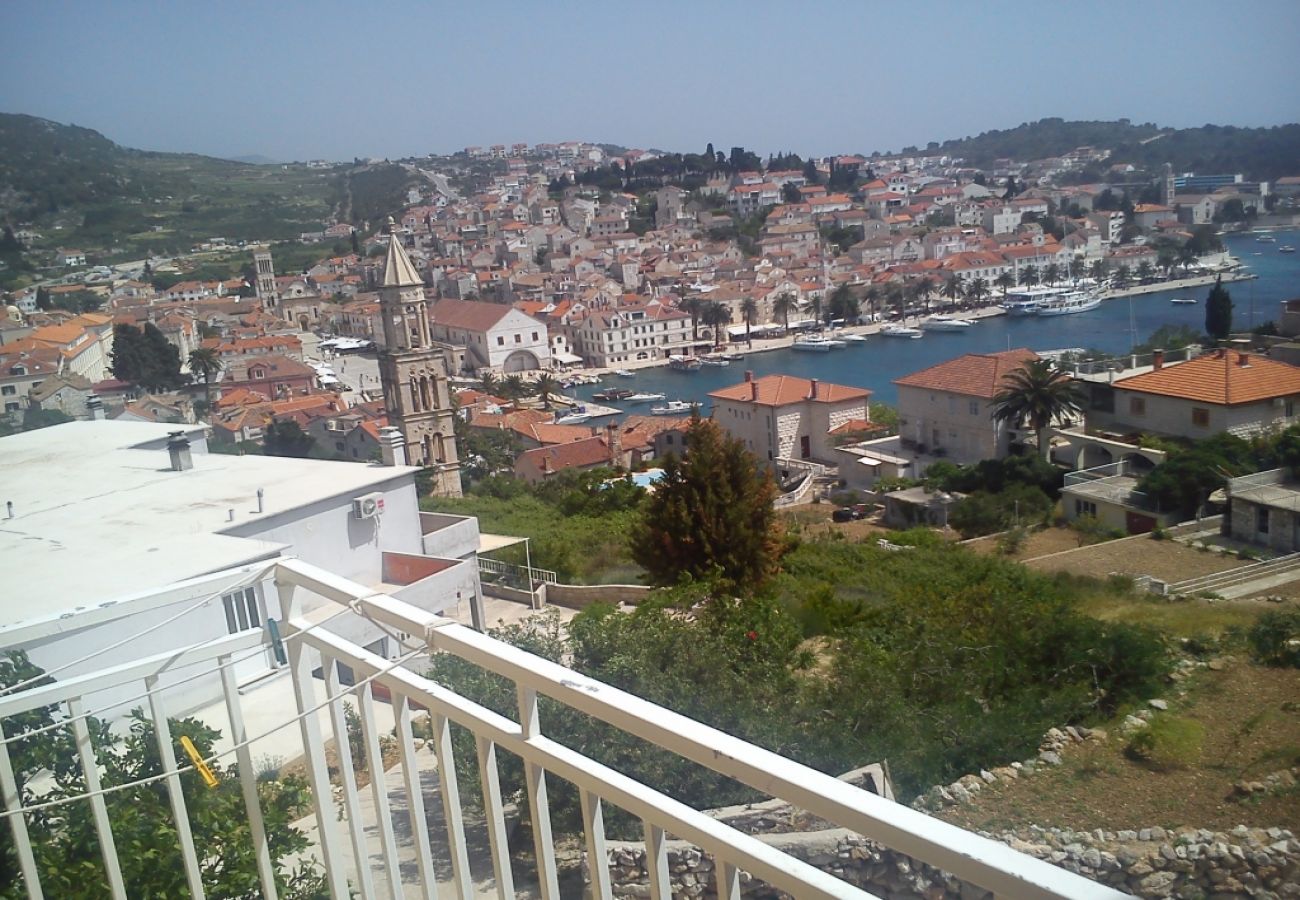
275, 556, 1127, 899
1168, 550, 1300, 593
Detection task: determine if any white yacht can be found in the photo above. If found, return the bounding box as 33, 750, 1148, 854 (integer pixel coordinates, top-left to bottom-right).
880, 324, 923, 339
838, 332, 868, 343
922, 315, 975, 332
792, 335, 847, 351
650, 400, 701, 415
625, 391, 666, 403
1036, 290, 1102, 317
1170, 297, 1197, 305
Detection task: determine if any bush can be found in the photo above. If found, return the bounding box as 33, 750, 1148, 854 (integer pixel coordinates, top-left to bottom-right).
1126, 715, 1205, 770
1246, 609, 1300, 667
997, 526, 1028, 556
949, 484, 1053, 538
1150, 526, 1169, 541
1071, 514, 1125, 546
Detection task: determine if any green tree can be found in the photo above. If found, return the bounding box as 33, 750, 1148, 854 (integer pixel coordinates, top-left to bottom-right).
1019, 265, 1039, 287
263, 419, 316, 457
994, 270, 1015, 298
477, 370, 500, 397
502, 374, 527, 400
1114, 264, 1132, 288
991, 359, 1086, 460
771, 292, 795, 332
187, 347, 223, 412
0, 652, 326, 899
702, 300, 731, 348
1089, 259, 1109, 282
1042, 262, 1061, 287
941, 275, 963, 308
532, 372, 558, 410
680, 296, 702, 340
828, 284, 859, 323
630, 417, 782, 593
1136, 261, 1154, 283
740, 296, 758, 345
964, 277, 989, 307
1138, 433, 1253, 517
1205, 275, 1233, 341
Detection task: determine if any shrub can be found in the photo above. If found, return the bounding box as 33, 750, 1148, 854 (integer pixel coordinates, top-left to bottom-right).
1236, 546, 1261, 561
1150, 526, 1169, 541
1071, 514, 1124, 546
997, 526, 1028, 556
1126, 715, 1205, 770
1246, 609, 1300, 667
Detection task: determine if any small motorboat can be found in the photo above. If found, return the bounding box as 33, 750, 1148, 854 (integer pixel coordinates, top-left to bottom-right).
615, 369, 635, 377
592, 388, 635, 401
1170, 297, 1197, 305
880, 325, 923, 339
1280, 245, 1296, 254
668, 355, 702, 372
1256, 234, 1277, 243
650, 400, 701, 415
625, 391, 667, 403
700, 354, 731, 366
839, 332, 868, 343
554, 406, 592, 425
922, 315, 975, 332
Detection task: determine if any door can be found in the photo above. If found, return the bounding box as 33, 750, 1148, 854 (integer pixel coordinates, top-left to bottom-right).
800, 435, 811, 459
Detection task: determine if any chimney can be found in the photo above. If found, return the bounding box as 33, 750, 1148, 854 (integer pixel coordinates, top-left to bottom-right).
256, 488, 265, 514
167, 431, 193, 472
1152, 349, 1164, 371
810, 378, 820, 400
751, 380, 759, 401
542, 455, 553, 475
744, 370, 754, 382
1238, 351, 1250, 367
379, 426, 407, 466
86, 395, 105, 420
5, 501, 12, 520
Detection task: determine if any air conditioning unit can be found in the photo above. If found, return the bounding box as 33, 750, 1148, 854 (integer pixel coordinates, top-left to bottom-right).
352, 492, 384, 519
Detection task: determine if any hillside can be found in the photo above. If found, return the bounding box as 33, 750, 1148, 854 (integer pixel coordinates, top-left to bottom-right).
0, 114, 419, 260
928, 118, 1300, 181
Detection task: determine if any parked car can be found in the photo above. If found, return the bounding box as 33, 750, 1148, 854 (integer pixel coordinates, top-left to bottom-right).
832, 504, 870, 522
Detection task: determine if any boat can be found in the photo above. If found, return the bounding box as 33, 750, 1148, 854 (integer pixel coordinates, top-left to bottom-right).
880, 325, 923, 339
554, 406, 592, 425
592, 388, 635, 401
1256, 234, 1277, 243
625, 391, 666, 403
699, 354, 731, 366
792, 335, 846, 351
1036, 290, 1102, 317
668, 355, 702, 372
1170, 297, 1198, 305
614, 369, 635, 378
721, 352, 747, 361
838, 332, 868, 343
921, 315, 975, 332
1280, 246, 1296, 254
650, 400, 701, 415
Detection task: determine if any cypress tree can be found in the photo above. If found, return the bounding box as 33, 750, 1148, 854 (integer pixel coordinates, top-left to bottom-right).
1205, 275, 1233, 341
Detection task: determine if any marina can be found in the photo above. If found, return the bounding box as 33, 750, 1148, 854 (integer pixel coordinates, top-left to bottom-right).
562, 229, 1299, 412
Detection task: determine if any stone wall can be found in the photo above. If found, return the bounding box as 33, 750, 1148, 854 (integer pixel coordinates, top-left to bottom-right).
545, 583, 651, 609
599, 824, 1298, 899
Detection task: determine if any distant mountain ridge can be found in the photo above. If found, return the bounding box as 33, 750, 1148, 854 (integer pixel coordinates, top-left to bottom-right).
923, 118, 1300, 181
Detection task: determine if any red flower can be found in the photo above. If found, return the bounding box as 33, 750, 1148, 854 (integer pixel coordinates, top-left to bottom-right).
745, 630, 758, 641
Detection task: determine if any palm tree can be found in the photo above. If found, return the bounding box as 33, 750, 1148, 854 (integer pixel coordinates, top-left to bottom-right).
1157, 248, 1177, 279
863, 286, 881, 321
681, 296, 702, 341
965, 277, 990, 307
1042, 262, 1061, 287
1136, 261, 1154, 284
478, 370, 500, 397
941, 275, 963, 309
532, 372, 558, 410
1067, 258, 1085, 283
991, 359, 1086, 461
1019, 265, 1040, 287
503, 374, 526, 400
187, 347, 223, 413
772, 292, 795, 332
740, 296, 758, 346
830, 285, 860, 324
994, 270, 1015, 299
1114, 264, 1132, 289
702, 301, 731, 348
1178, 244, 1198, 276
811, 293, 824, 327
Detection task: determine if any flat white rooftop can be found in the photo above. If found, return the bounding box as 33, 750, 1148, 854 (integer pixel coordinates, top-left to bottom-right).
1, 421, 419, 628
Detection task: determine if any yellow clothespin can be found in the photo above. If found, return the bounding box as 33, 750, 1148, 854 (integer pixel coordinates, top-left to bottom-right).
179, 736, 219, 788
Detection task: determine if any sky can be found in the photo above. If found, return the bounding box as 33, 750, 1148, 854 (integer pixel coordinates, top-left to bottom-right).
3, 0, 1299, 163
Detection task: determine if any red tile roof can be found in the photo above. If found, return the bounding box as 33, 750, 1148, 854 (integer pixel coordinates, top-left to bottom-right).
893, 349, 1040, 399
1115, 350, 1300, 405
709, 374, 870, 407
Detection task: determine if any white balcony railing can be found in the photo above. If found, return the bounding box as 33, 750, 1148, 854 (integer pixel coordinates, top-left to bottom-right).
1, 558, 1128, 899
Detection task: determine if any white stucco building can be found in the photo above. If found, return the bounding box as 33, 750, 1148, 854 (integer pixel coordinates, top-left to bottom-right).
708, 372, 870, 466
0, 420, 484, 717
428, 298, 550, 373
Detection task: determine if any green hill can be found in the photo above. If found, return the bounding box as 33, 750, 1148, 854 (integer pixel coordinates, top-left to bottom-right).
925, 118, 1300, 182
0, 113, 419, 261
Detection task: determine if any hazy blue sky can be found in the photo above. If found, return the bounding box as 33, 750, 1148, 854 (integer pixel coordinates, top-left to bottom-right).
4, 0, 1299, 162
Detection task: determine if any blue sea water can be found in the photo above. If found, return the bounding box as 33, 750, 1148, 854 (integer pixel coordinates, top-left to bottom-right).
573, 229, 1300, 410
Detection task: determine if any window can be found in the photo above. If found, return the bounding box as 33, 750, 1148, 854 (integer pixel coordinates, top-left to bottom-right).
496, 336, 504, 346
969, 400, 979, 415
222, 587, 261, 634
1288, 400, 1295, 418
1129, 397, 1146, 416
1191, 407, 1209, 427
531, 331, 538, 341
0, 385, 14, 396
1258, 507, 1270, 535
1075, 499, 1097, 517
514, 334, 521, 343
4, 402, 18, 413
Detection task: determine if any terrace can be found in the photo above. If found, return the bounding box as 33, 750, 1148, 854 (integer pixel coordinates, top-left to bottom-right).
0, 558, 1124, 899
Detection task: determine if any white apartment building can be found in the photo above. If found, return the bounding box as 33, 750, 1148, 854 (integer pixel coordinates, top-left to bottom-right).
562, 304, 693, 367
428, 298, 550, 373
981, 204, 1022, 235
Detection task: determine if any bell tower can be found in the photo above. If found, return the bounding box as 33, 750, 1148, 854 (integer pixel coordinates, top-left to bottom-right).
253, 250, 278, 308
376, 218, 461, 496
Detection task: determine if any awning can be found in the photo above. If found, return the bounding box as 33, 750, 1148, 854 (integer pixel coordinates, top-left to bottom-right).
552, 352, 584, 365
478, 533, 528, 554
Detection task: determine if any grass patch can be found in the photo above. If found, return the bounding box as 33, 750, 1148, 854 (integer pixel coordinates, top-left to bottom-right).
1126, 716, 1206, 771
1076, 591, 1264, 638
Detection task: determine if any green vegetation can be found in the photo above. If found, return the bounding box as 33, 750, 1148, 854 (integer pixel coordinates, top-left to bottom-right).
922, 455, 1064, 538
0, 652, 325, 898
1247, 609, 1300, 668
1205, 275, 1234, 341
992, 359, 1086, 461
1126, 716, 1206, 771
928, 117, 1300, 182
1138, 431, 1259, 517
110, 322, 185, 391
631, 417, 782, 594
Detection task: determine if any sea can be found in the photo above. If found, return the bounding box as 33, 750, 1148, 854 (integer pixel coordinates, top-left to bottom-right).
570, 228, 1300, 410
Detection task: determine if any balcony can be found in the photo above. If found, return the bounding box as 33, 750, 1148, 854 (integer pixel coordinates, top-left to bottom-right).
0, 558, 1124, 899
